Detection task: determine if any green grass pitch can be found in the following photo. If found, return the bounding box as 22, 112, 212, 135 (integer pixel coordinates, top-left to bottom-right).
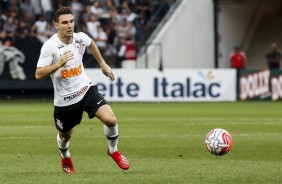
0, 100, 282, 184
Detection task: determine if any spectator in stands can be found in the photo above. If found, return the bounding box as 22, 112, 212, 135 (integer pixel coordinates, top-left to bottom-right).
54, 0, 69, 10
126, 8, 137, 23
86, 13, 101, 39
108, 6, 119, 26
229, 46, 247, 69
0, 30, 12, 46
98, 1, 112, 26
266, 42, 281, 70
2, 16, 17, 39
0, 0, 173, 68
44, 23, 57, 38
134, 11, 146, 49
32, 15, 48, 36
16, 19, 30, 39
80, 24, 92, 38
40, 0, 54, 23
229, 46, 246, 84
136, 0, 151, 21
117, 36, 137, 68
71, 0, 83, 24
93, 24, 108, 55
103, 0, 116, 12
81, 5, 93, 25
104, 23, 117, 56
19, 0, 35, 24
4, 0, 19, 14
112, 0, 120, 8
0, 31, 7, 46
116, 18, 133, 45
0, 12, 7, 28
118, 1, 131, 20
9, 8, 19, 18
90, 1, 104, 17
30, 0, 42, 17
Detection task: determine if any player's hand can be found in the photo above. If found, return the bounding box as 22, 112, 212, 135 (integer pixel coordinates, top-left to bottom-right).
58, 51, 74, 67
101, 63, 115, 81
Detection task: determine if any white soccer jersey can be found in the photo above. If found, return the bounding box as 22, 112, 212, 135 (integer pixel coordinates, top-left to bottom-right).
37, 32, 93, 107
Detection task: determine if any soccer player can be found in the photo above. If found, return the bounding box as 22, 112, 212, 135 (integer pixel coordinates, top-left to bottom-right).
35, 7, 130, 174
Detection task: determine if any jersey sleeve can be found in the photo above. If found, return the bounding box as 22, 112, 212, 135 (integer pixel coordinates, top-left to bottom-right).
37, 42, 54, 67
78, 32, 92, 47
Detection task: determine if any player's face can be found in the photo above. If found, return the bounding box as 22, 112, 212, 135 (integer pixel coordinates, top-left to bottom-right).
55, 14, 75, 38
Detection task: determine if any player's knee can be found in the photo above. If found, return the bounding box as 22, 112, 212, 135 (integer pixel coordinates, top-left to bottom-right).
60, 132, 72, 142
104, 116, 117, 127
62, 135, 71, 142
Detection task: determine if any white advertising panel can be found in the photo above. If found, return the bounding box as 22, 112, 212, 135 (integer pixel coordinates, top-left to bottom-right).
85, 69, 236, 102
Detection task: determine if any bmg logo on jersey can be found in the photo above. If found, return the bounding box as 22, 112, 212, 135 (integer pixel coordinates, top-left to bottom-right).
61, 64, 82, 78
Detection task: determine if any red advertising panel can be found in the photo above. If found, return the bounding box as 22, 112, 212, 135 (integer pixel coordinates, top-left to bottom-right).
239, 69, 282, 101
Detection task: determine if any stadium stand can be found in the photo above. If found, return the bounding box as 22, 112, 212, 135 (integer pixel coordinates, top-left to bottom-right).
0, 0, 177, 68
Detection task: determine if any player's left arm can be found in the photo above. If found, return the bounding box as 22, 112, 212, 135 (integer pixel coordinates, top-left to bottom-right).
88, 40, 115, 81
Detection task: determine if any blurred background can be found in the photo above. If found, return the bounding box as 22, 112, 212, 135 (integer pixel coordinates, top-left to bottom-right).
0, 0, 282, 102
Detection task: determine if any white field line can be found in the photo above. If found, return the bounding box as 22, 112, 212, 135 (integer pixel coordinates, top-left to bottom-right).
121, 117, 282, 124
183, 122, 282, 125
0, 119, 281, 130
0, 133, 282, 140
0, 125, 52, 129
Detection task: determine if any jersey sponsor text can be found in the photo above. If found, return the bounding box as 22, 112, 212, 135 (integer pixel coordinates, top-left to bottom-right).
61, 64, 82, 79
63, 86, 89, 101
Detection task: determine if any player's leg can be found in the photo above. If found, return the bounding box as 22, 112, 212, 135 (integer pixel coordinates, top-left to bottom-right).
82, 86, 130, 170
95, 104, 118, 152
57, 129, 75, 173
54, 103, 83, 174
57, 129, 73, 159
95, 105, 130, 170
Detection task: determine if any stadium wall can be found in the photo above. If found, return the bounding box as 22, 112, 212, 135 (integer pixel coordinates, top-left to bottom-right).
137, 0, 214, 69
218, 0, 258, 68
139, 0, 282, 71
218, 0, 282, 68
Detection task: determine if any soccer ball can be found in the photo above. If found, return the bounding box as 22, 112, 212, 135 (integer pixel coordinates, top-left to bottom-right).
205, 128, 233, 156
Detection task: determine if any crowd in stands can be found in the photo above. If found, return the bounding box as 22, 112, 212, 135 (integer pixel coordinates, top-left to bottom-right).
0, 0, 174, 67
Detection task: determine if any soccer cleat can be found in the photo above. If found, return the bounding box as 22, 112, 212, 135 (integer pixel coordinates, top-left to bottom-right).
108, 149, 130, 170
61, 157, 75, 174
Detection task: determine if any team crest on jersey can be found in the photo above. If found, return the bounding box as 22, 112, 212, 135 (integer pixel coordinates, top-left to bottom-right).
75, 39, 84, 55
56, 119, 64, 130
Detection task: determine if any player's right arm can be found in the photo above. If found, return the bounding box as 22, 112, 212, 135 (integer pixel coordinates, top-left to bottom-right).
35, 49, 74, 80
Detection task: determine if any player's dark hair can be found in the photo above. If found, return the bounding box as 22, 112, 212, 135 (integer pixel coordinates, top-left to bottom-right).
54, 7, 73, 23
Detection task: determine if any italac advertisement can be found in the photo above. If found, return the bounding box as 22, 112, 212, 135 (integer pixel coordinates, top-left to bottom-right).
239, 69, 282, 101
86, 69, 236, 102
